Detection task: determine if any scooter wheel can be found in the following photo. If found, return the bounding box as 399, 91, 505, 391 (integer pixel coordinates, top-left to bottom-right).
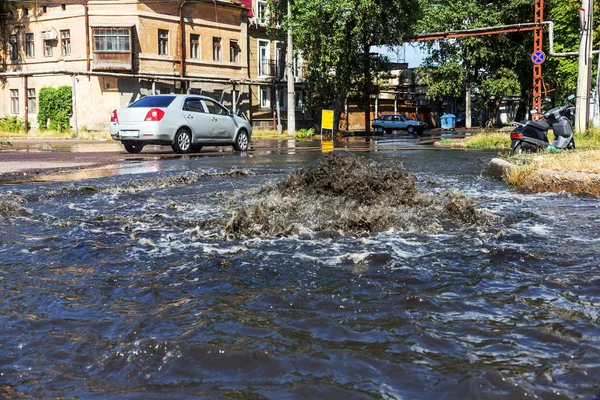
511, 142, 525, 155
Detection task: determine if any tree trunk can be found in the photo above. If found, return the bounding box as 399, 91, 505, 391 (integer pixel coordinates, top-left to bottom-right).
465, 84, 472, 129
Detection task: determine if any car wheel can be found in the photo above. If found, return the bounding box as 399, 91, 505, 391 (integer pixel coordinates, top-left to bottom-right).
172, 129, 192, 154
233, 129, 249, 151
407, 126, 415, 135
190, 144, 203, 153
123, 141, 144, 154
374, 126, 382, 133
385, 129, 393, 134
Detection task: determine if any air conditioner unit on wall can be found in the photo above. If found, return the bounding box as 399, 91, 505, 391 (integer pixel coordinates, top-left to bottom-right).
42, 31, 57, 40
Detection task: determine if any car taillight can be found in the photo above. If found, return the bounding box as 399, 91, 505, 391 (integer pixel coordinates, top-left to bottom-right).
110, 109, 118, 122
510, 133, 524, 139
144, 108, 165, 122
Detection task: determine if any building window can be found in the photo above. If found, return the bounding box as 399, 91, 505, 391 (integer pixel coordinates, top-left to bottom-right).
10, 90, 19, 114
9, 35, 18, 60
60, 30, 71, 56
42, 5, 47, 13
25, 33, 34, 58
44, 40, 53, 57
258, 40, 269, 76
257, 0, 268, 24
93, 28, 130, 52
229, 40, 239, 63
278, 89, 286, 109
27, 89, 37, 114
158, 29, 169, 56
295, 90, 303, 109
61, 4, 66, 10
23, 7, 28, 16
190, 34, 200, 59
259, 86, 271, 109
213, 37, 222, 61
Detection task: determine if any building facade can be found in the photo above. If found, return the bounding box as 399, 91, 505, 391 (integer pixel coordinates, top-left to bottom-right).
245, 0, 311, 131
1, 0, 250, 132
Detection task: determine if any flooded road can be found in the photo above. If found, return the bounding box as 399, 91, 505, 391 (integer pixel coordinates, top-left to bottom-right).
1, 139, 599, 399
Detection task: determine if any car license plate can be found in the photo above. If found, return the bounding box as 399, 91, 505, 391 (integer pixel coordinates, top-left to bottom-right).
120, 130, 139, 138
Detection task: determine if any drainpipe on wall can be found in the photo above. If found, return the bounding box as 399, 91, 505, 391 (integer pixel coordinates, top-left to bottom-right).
23, 76, 29, 136
179, 1, 187, 93
85, 0, 90, 72
71, 75, 79, 136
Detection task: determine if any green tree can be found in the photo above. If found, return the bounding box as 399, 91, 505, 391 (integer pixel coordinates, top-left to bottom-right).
417, 0, 536, 126
276, 0, 421, 132
545, 0, 600, 106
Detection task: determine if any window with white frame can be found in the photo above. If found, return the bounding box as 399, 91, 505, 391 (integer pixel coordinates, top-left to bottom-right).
213, 37, 222, 61
93, 28, 131, 52
10, 90, 19, 114
60, 30, 70, 56
294, 52, 303, 78
9, 35, 18, 60
190, 34, 200, 59
27, 89, 37, 114
158, 29, 169, 56
229, 40, 239, 63
295, 90, 303, 109
258, 40, 269, 76
257, 0, 268, 25
44, 39, 53, 57
259, 86, 271, 109
25, 33, 34, 58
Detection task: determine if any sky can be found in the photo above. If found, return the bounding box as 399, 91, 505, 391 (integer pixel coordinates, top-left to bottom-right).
374, 43, 428, 68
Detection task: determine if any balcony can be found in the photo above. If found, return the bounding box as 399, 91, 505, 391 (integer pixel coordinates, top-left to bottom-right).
258, 59, 306, 82
258, 58, 284, 80
91, 25, 133, 71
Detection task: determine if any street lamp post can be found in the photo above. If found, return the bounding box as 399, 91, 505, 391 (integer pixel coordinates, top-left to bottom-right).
575, 0, 594, 133
286, 0, 296, 136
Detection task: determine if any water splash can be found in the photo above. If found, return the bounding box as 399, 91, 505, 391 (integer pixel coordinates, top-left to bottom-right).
222, 152, 495, 238
0, 194, 30, 217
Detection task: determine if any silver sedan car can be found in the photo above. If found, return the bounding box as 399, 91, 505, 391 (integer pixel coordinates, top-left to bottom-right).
109, 94, 252, 154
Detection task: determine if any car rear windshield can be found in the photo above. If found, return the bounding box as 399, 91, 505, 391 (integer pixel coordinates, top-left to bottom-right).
129, 96, 176, 108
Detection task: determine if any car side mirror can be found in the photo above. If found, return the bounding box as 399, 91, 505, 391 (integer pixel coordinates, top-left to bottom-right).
568, 94, 575, 101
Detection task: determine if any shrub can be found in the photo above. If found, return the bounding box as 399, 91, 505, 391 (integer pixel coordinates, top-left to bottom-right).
296, 128, 315, 139
0, 116, 27, 132
38, 86, 72, 132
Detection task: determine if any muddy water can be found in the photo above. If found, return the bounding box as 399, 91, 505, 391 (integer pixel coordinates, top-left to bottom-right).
1, 149, 599, 399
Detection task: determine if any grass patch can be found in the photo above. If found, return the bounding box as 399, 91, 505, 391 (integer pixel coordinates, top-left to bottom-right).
505, 149, 600, 187
464, 132, 510, 149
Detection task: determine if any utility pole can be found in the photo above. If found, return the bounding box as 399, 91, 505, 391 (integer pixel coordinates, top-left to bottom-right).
286, 0, 296, 136
576, 0, 594, 133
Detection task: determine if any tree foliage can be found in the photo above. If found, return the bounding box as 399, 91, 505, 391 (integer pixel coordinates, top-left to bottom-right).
273, 0, 421, 131
545, 0, 600, 104
417, 0, 535, 125
418, 0, 600, 124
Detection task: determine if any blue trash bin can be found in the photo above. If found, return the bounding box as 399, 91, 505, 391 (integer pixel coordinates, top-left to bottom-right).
441, 114, 456, 130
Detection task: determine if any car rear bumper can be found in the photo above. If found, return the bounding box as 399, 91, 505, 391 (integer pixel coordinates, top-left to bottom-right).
110, 122, 172, 142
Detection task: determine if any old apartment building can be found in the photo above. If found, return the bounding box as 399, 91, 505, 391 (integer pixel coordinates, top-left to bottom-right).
245, 0, 309, 130
1, 0, 307, 132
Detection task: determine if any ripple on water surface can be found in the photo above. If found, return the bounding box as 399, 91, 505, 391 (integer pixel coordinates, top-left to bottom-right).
0, 151, 599, 399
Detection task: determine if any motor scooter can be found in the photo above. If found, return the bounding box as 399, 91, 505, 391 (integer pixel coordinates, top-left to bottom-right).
510, 94, 576, 155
